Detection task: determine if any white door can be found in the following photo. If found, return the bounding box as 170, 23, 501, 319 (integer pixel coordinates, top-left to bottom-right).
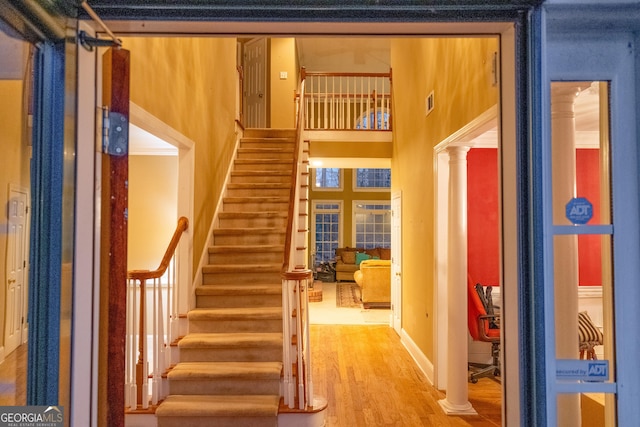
391, 191, 402, 334
243, 38, 267, 128
542, 4, 640, 425
5, 185, 29, 354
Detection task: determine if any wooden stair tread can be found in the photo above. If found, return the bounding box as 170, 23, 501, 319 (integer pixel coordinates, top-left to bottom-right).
188, 307, 283, 320
208, 244, 284, 253
168, 361, 282, 380
202, 264, 280, 273
213, 228, 285, 234
230, 170, 291, 176
196, 284, 282, 295
223, 196, 289, 202
156, 394, 279, 417
227, 183, 292, 189
178, 332, 283, 348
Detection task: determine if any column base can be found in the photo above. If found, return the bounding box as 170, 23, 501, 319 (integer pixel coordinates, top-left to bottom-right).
438, 398, 477, 415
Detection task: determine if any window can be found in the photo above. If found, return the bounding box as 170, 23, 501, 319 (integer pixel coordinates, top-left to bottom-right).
312, 168, 343, 191
354, 168, 391, 190
353, 202, 391, 248
312, 201, 342, 263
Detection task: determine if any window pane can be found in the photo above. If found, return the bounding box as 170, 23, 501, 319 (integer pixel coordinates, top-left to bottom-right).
355, 168, 391, 189
314, 168, 341, 189
354, 203, 391, 250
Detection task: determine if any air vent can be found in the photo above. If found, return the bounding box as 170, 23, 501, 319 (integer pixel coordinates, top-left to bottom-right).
426, 91, 435, 116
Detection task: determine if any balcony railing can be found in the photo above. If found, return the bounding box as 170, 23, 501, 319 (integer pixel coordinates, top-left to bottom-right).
301, 68, 392, 131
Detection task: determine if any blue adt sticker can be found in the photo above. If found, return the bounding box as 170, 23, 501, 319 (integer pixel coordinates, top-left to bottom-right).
566, 197, 593, 225
556, 360, 608, 381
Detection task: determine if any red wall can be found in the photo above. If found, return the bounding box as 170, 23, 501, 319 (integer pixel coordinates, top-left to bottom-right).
466, 147, 602, 288
576, 148, 602, 286
467, 148, 499, 287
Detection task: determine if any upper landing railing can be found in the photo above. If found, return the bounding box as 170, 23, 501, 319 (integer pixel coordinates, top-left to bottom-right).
301, 68, 392, 131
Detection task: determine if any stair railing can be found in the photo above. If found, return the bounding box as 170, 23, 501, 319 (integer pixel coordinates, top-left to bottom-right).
126, 216, 189, 410
282, 72, 314, 410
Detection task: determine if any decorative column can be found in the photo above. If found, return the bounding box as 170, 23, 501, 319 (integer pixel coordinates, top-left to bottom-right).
439, 145, 475, 415
551, 83, 582, 427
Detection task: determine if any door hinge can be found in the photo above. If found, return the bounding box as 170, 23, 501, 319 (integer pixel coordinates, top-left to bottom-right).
102, 107, 129, 156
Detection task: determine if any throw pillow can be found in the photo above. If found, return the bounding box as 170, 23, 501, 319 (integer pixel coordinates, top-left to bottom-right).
342, 251, 356, 264
355, 252, 371, 265
379, 248, 391, 260
578, 311, 603, 345
365, 248, 381, 259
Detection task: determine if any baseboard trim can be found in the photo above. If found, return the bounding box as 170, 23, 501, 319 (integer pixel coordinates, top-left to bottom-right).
400, 328, 434, 385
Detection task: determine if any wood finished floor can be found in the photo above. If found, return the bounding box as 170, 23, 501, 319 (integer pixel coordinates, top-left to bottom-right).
0, 330, 501, 426
311, 325, 501, 427
0, 344, 27, 406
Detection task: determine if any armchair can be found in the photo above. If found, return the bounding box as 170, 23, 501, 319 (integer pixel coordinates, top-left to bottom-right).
354, 259, 391, 309
467, 277, 500, 383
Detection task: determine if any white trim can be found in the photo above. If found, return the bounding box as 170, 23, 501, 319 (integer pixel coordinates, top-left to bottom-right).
400, 328, 434, 385
434, 105, 497, 152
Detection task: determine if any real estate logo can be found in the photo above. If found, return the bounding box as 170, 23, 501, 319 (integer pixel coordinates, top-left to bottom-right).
0, 406, 63, 427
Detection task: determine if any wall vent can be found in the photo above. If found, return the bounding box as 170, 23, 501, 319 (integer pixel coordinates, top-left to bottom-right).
426, 91, 435, 116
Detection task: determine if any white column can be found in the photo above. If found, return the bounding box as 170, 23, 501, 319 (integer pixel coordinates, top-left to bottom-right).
439, 145, 475, 415
551, 83, 582, 427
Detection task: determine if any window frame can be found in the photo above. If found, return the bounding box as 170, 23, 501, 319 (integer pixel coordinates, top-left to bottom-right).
311, 200, 343, 264
311, 167, 344, 192
352, 200, 392, 249
352, 168, 392, 192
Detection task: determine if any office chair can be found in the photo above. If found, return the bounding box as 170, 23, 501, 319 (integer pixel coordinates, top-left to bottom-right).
467, 277, 501, 383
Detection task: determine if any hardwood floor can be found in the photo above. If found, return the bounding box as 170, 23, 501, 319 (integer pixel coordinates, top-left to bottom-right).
311, 325, 501, 427
0, 344, 27, 406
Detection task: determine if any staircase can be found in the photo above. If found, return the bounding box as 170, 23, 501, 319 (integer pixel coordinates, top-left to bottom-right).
156, 128, 296, 427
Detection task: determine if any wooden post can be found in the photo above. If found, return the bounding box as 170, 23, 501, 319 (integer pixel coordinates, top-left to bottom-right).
100, 47, 130, 427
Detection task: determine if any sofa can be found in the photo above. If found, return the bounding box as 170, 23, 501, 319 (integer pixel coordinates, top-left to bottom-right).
334, 246, 391, 282
354, 259, 391, 308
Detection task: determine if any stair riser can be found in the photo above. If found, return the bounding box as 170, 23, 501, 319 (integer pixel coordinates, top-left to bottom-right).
226, 187, 290, 197
212, 233, 285, 246
168, 379, 280, 396
223, 202, 289, 212
158, 416, 277, 427
188, 319, 282, 334
208, 251, 283, 265
203, 271, 282, 284
196, 294, 282, 309
233, 163, 293, 172
237, 151, 294, 160
230, 174, 292, 184
217, 216, 287, 229
179, 347, 283, 363
243, 129, 296, 138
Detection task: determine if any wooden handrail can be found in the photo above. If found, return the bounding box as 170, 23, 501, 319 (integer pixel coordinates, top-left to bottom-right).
128, 216, 189, 281
281, 72, 306, 274
303, 71, 391, 78
126, 216, 189, 407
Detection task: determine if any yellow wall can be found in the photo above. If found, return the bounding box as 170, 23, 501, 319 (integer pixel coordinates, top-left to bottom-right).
269, 38, 297, 128
309, 169, 390, 250
390, 37, 498, 360
0, 80, 31, 346
128, 155, 178, 270
121, 37, 239, 277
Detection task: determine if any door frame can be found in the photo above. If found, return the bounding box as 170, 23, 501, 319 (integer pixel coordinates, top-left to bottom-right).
4, 184, 30, 357
391, 191, 402, 335
539, 3, 640, 424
